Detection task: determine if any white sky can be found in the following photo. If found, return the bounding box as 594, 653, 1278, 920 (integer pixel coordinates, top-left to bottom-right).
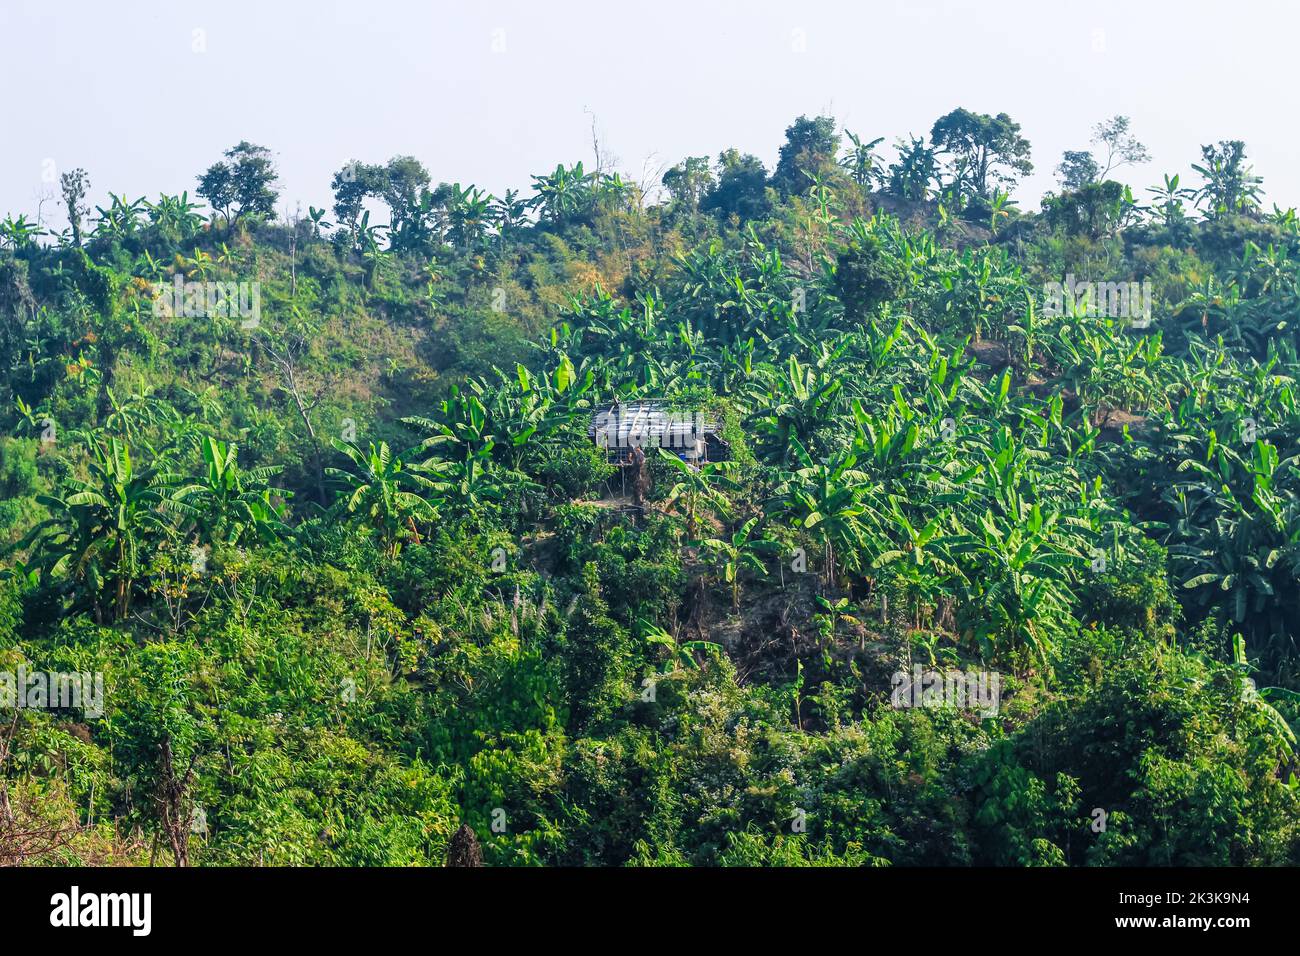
3, 0, 1297, 230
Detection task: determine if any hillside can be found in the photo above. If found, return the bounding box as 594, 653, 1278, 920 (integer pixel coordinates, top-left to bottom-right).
2, 116, 1299, 867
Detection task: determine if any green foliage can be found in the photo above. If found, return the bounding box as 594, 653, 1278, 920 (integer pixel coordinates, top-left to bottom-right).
930, 108, 1034, 200
197, 142, 280, 222
702, 149, 771, 222
834, 233, 905, 319
771, 115, 841, 197
3, 113, 1299, 868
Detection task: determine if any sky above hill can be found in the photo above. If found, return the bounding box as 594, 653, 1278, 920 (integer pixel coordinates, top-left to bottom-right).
3, 0, 1297, 230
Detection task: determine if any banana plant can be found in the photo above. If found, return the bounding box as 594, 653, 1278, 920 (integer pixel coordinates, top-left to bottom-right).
813, 594, 864, 648
946, 503, 1081, 673
755, 354, 845, 464
1229, 633, 1297, 761
658, 452, 736, 538
768, 439, 879, 588
0, 214, 43, 252
306, 206, 331, 237
145, 192, 204, 239
529, 162, 595, 224
1145, 173, 1193, 232
445, 183, 497, 249
639, 618, 721, 674
14, 436, 185, 622
326, 439, 446, 557
988, 188, 1018, 235
176, 436, 289, 546
1170, 437, 1300, 649
92, 193, 148, 242
695, 517, 773, 610
840, 131, 885, 188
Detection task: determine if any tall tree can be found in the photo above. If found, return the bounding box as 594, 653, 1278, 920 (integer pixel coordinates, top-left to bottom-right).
929, 108, 1032, 200
1055, 115, 1149, 189
197, 142, 280, 222
381, 155, 433, 249
330, 160, 386, 237
1055, 150, 1101, 191
771, 114, 841, 195
662, 156, 714, 214
59, 168, 90, 247
1092, 115, 1150, 179
702, 149, 770, 221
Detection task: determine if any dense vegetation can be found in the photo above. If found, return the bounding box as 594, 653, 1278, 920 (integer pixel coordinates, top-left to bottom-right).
2, 110, 1299, 866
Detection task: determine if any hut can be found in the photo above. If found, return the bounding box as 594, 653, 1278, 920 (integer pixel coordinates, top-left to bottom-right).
587, 401, 729, 467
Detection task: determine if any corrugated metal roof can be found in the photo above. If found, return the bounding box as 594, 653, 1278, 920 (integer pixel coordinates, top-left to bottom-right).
587, 401, 720, 439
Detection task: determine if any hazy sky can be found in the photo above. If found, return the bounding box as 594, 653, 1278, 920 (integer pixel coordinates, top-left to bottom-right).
3, 0, 1297, 231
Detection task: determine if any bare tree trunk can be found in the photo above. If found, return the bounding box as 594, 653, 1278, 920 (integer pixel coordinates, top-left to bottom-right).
263, 337, 328, 506
157, 737, 197, 867
285, 364, 327, 506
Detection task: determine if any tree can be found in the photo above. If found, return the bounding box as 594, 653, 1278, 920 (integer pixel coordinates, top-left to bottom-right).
1056, 150, 1101, 191
258, 311, 332, 506
1056, 116, 1149, 190
702, 149, 770, 221
834, 233, 905, 319
662, 156, 714, 214
112, 642, 209, 867
1093, 115, 1150, 178
59, 168, 90, 247
564, 562, 634, 726
381, 155, 433, 250
771, 115, 841, 196
330, 160, 386, 238
0, 261, 36, 380
1042, 180, 1130, 238
196, 163, 234, 222
929, 108, 1033, 200
197, 141, 280, 222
